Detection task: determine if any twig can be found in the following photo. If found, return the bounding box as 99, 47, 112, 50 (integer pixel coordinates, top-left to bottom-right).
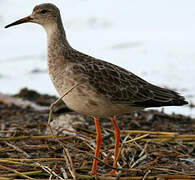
35, 162, 63, 179
139, 141, 149, 157
60, 167, 68, 179
153, 167, 189, 175
63, 148, 77, 180
0, 135, 65, 141
5, 141, 31, 158
0, 144, 49, 152
0, 158, 65, 162
123, 134, 149, 144
114, 134, 149, 171
158, 174, 195, 179
7, 171, 43, 178
0, 177, 9, 180
121, 130, 177, 136
131, 154, 147, 168
142, 170, 151, 180
0, 164, 35, 179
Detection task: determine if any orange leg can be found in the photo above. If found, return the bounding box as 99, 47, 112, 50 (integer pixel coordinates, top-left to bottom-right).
110, 117, 120, 175
90, 118, 102, 175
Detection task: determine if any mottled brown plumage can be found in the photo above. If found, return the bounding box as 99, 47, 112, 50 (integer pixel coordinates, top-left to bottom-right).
5, 3, 188, 175
64, 49, 187, 107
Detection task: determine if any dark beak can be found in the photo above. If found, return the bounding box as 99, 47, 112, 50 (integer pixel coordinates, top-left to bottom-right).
5, 16, 33, 28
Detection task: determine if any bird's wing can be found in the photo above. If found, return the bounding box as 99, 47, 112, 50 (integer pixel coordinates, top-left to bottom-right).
70, 52, 187, 107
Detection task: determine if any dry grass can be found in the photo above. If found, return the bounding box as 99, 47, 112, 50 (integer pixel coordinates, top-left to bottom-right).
0, 88, 195, 179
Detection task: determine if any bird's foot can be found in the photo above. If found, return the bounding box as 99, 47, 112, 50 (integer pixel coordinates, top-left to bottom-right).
89, 170, 102, 176
109, 169, 118, 175
89, 170, 96, 176
90, 169, 118, 176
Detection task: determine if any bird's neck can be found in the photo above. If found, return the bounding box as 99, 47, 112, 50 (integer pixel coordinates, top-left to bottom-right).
45, 18, 74, 89
45, 18, 72, 65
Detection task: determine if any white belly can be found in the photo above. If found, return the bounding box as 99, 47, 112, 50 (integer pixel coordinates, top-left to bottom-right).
59, 83, 141, 118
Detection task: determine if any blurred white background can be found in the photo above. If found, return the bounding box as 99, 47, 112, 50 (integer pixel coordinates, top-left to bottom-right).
0, 0, 194, 116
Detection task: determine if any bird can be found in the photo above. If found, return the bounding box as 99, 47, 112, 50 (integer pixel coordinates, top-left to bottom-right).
5, 3, 188, 175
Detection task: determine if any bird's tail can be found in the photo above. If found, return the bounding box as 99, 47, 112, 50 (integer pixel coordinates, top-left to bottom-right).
134, 85, 188, 108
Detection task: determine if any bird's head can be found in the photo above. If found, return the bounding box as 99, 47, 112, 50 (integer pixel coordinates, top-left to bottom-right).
5, 3, 61, 29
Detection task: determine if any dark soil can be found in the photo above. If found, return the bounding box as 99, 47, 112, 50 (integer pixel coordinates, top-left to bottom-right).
0, 88, 195, 179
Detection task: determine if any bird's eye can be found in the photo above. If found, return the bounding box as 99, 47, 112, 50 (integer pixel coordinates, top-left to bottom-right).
40, 10, 47, 14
